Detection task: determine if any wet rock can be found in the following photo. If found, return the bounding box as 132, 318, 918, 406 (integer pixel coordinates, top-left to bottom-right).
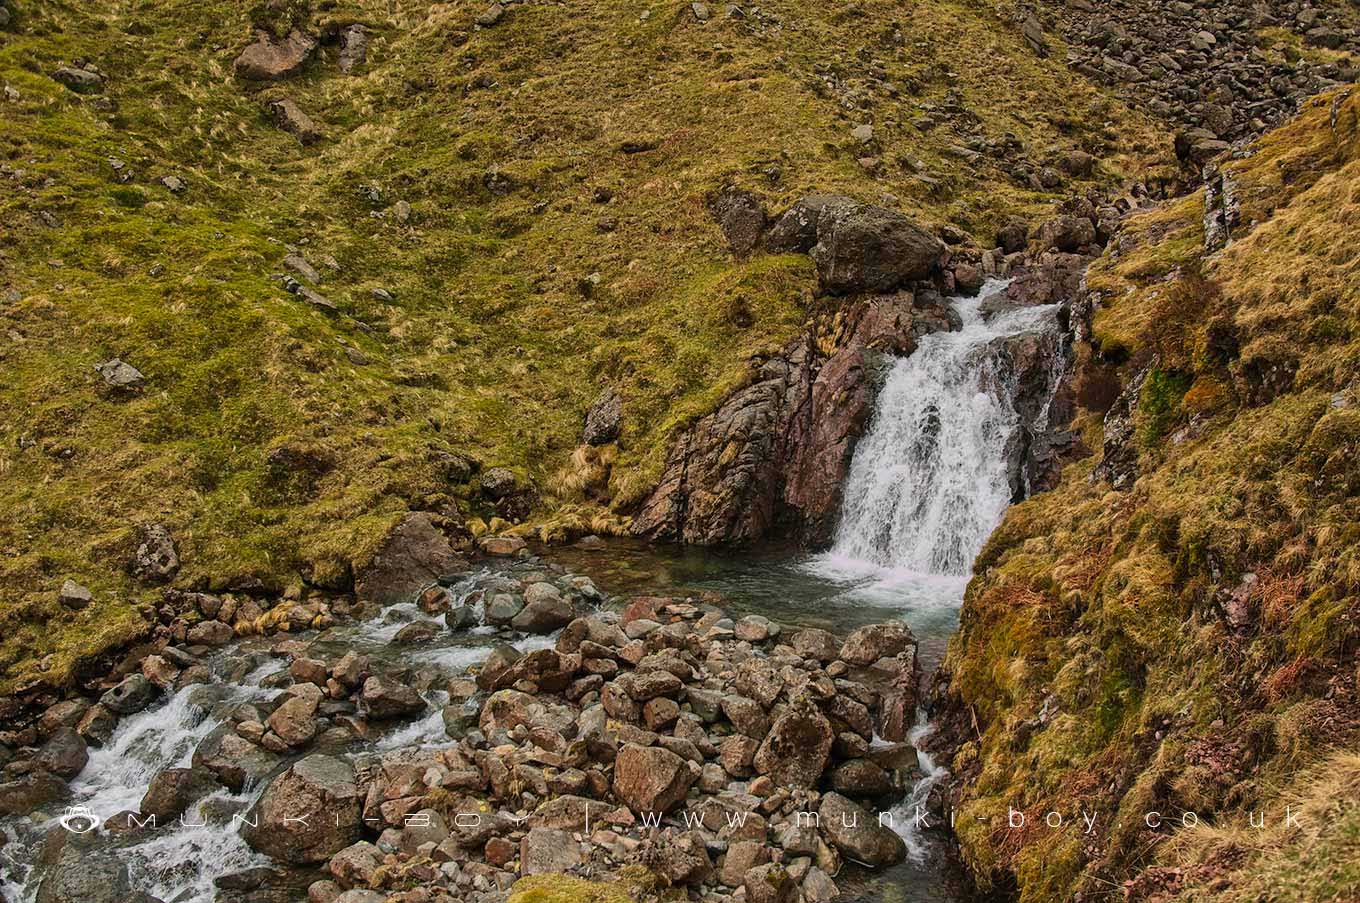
817, 792, 906, 866
267, 693, 320, 746
130, 524, 178, 584
35, 841, 135, 903
355, 512, 465, 604
38, 700, 90, 738
0, 770, 68, 816
245, 755, 362, 864
613, 742, 694, 814
193, 725, 283, 792
140, 766, 216, 820
393, 619, 440, 644
811, 204, 944, 294
475, 643, 524, 691
583, 388, 622, 446
332, 651, 371, 688
510, 582, 574, 633
34, 727, 87, 779
75, 704, 117, 746
753, 701, 833, 789
708, 184, 767, 257
57, 579, 92, 610
234, 29, 317, 80
830, 758, 892, 797
100, 673, 157, 715
357, 676, 425, 719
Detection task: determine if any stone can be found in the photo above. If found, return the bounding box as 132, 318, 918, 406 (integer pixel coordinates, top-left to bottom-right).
96, 358, 145, 391
476, 643, 524, 691
475, 3, 504, 26
520, 827, 583, 875
0, 771, 68, 816
838, 622, 915, 666
393, 619, 440, 644
100, 673, 156, 715
193, 725, 283, 792
753, 701, 833, 789
722, 695, 770, 739
830, 758, 893, 797
510, 583, 574, 633
332, 651, 370, 688
38, 700, 90, 738
328, 840, 382, 887
186, 619, 233, 646
35, 727, 88, 779
644, 829, 711, 884
1035, 215, 1097, 253
140, 766, 215, 820
245, 755, 362, 864
358, 676, 425, 719
810, 204, 944, 294
75, 704, 117, 746
734, 615, 778, 642
52, 66, 103, 92
612, 743, 694, 814
267, 694, 320, 747
130, 523, 178, 583
744, 862, 798, 903
790, 628, 838, 662
34, 841, 135, 903
583, 387, 623, 445
721, 840, 769, 887
764, 195, 855, 254
803, 867, 839, 903
336, 24, 368, 74
267, 97, 323, 144
720, 734, 759, 777
355, 513, 464, 604
57, 579, 92, 610
234, 29, 317, 80
707, 184, 766, 256
817, 792, 906, 866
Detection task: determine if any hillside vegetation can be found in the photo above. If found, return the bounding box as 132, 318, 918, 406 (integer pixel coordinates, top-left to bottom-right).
0, 0, 1167, 688
942, 87, 1360, 901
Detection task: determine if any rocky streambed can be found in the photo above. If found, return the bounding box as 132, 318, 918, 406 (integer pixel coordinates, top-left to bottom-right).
0, 554, 962, 903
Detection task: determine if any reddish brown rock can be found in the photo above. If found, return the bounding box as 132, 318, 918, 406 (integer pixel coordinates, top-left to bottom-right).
612, 743, 694, 815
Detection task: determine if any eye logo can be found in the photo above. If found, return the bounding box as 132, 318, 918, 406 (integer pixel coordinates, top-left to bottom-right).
59, 806, 100, 834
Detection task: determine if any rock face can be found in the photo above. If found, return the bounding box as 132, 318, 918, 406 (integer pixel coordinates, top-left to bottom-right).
355, 512, 464, 604
810, 204, 944, 295
234, 29, 317, 80
245, 755, 362, 864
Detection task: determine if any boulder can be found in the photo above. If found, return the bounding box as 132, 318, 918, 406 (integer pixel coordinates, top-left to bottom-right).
357, 676, 425, 719
510, 583, 574, 633
329, 840, 382, 887
744, 862, 798, 903
612, 743, 694, 815
35, 841, 134, 903
140, 767, 216, 820
764, 195, 854, 254
57, 580, 92, 611
817, 792, 906, 866
186, 619, 233, 646
720, 840, 769, 887
583, 388, 622, 445
234, 29, 317, 80
35, 728, 88, 779
100, 673, 157, 715
193, 725, 283, 792
266, 694, 320, 747
838, 622, 915, 666
355, 512, 465, 604
51, 66, 103, 93
810, 204, 944, 294
0, 771, 68, 816
130, 524, 178, 583
1034, 215, 1097, 252
245, 755, 362, 864
830, 758, 893, 797
708, 185, 767, 256
753, 702, 833, 789
520, 827, 584, 875
790, 628, 839, 662
267, 97, 323, 144
336, 24, 368, 74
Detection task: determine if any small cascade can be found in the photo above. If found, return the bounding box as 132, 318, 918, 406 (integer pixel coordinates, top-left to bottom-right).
827, 281, 1063, 575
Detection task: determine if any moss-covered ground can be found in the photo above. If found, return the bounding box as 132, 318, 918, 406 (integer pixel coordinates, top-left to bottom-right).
0, 0, 1169, 689
944, 88, 1360, 901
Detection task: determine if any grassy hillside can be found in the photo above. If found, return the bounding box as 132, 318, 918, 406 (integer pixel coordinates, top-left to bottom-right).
0, 0, 1168, 689
943, 88, 1360, 901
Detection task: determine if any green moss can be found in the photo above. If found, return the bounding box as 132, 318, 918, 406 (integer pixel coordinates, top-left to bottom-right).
1136, 368, 1193, 450
507, 875, 634, 903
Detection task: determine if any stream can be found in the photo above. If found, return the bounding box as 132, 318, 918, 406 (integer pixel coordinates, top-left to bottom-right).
0, 282, 1061, 903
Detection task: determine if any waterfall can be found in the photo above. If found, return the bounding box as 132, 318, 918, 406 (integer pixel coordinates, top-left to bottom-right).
826, 281, 1062, 576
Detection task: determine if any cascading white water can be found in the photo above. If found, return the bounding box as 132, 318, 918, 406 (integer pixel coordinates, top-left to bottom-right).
828, 281, 1061, 576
